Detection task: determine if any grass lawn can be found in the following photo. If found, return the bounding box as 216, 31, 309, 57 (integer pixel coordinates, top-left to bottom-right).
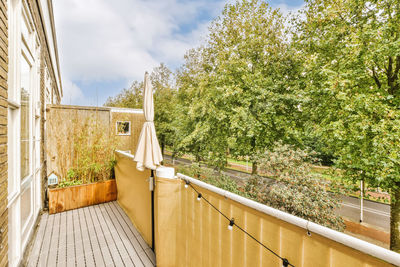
228, 157, 250, 166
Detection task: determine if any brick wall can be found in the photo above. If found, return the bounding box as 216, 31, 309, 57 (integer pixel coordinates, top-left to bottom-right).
0, 0, 7, 265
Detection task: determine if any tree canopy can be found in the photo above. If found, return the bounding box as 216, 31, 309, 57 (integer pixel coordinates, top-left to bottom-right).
105, 0, 400, 251
296, 0, 400, 250
175, 0, 303, 171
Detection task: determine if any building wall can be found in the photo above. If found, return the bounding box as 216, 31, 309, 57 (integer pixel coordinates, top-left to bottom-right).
111, 109, 145, 154
46, 105, 111, 179
46, 105, 145, 181
0, 0, 7, 265
5, 0, 61, 266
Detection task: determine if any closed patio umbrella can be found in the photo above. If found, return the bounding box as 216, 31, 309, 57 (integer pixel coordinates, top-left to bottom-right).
133, 71, 163, 251
134, 72, 163, 171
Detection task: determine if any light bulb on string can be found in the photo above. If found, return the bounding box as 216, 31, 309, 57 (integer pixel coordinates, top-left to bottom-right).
228, 219, 235, 230
184, 180, 190, 188
179, 178, 287, 266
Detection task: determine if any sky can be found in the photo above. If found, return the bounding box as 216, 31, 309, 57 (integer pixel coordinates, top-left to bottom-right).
53, 0, 304, 106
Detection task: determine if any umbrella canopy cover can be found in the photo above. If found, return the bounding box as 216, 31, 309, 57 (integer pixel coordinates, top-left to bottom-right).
134, 72, 163, 171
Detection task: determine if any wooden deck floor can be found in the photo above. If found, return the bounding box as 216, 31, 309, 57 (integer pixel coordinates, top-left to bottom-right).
26, 201, 155, 267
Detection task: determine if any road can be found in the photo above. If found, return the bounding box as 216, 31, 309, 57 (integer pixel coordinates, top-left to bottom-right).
164, 155, 390, 231
339, 196, 389, 231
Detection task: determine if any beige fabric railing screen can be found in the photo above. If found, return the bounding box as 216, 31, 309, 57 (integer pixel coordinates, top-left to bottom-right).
155, 177, 391, 267
114, 152, 152, 246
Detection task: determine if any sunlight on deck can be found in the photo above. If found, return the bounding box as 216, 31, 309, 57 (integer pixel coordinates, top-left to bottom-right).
26, 201, 155, 267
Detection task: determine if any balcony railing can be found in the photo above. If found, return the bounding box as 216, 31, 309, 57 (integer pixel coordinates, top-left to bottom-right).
114, 150, 400, 266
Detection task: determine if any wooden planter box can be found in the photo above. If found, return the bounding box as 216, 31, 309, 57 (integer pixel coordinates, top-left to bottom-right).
48, 179, 117, 214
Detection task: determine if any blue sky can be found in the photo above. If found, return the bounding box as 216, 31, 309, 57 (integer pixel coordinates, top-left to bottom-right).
54, 0, 304, 106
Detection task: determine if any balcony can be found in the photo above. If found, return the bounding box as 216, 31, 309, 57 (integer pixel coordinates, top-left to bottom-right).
25, 150, 400, 266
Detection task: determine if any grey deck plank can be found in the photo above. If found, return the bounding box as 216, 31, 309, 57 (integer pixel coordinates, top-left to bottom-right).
78, 207, 96, 267
94, 204, 125, 266
112, 202, 155, 265
138, 250, 154, 267
98, 203, 134, 267
113, 202, 155, 266
110, 202, 154, 266
104, 202, 144, 267
112, 202, 141, 237
83, 206, 106, 267
37, 211, 54, 266
57, 211, 67, 267
135, 234, 156, 266
66, 210, 76, 267
112, 203, 155, 249
73, 209, 86, 266
27, 213, 48, 267
47, 213, 60, 267
88, 205, 115, 266
144, 248, 156, 266
110, 202, 144, 249
26, 201, 154, 267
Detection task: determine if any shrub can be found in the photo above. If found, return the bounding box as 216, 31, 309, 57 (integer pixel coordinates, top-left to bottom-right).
51, 114, 119, 187
251, 142, 345, 231
175, 163, 246, 197
175, 143, 345, 231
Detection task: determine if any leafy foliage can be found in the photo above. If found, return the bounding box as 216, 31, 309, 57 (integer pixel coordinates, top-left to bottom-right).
174, 144, 344, 231
297, 0, 400, 190
58, 178, 82, 188
295, 0, 400, 249
247, 143, 345, 231
175, 0, 303, 171
151, 64, 179, 155
175, 163, 246, 197
105, 63, 179, 156
104, 0, 400, 247
105, 81, 143, 108
58, 116, 119, 187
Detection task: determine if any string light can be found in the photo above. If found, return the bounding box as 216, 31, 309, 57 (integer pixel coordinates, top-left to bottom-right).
186, 180, 294, 267
228, 218, 235, 230
184, 180, 190, 188
282, 258, 289, 267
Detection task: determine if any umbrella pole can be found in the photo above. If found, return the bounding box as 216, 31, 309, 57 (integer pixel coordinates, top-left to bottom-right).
151, 169, 155, 251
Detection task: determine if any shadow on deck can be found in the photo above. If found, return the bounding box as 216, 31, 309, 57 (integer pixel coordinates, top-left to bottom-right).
25, 201, 155, 267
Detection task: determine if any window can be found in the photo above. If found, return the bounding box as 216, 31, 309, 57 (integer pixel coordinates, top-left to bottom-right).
116, 121, 131, 135
20, 57, 31, 180
20, 185, 32, 230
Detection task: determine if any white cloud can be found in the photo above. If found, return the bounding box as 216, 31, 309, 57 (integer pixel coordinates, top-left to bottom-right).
53, 0, 226, 84
275, 2, 306, 23
275, 3, 304, 14
53, 0, 305, 106
61, 79, 85, 105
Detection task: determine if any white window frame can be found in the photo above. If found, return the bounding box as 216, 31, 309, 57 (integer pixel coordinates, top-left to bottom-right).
116, 121, 131, 136
7, 1, 42, 265
19, 26, 35, 249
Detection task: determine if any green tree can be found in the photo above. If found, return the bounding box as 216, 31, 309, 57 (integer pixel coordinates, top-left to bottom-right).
175, 48, 210, 162
105, 63, 178, 157
151, 63, 178, 155
176, 0, 303, 171
104, 81, 143, 108
296, 0, 400, 251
